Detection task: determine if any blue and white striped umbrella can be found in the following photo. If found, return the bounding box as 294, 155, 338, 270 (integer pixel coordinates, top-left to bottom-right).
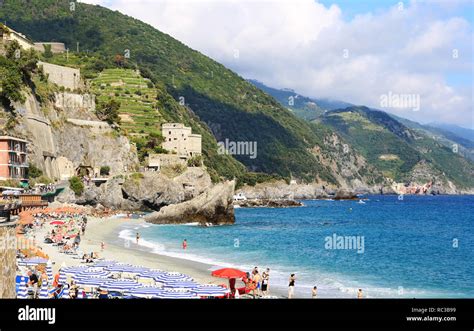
74, 277, 110, 287
106, 265, 150, 274
46, 263, 53, 283
39, 283, 50, 299
155, 289, 197, 299
92, 260, 118, 268
138, 271, 167, 279
60, 265, 88, 276
74, 277, 107, 288
191, 285, 230, 297
16, 280, 28, 299
163, 281, 199, 289
58, 272, 67, 285
101, 280, 140, 292
18, 257, 49, 266
128, 286, 164, 298
154, 272, 193, 283
74, 269, 111, 279
59, 285, 69, 299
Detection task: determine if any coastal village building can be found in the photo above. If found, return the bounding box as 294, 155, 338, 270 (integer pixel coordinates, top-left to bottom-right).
0, 136, 28, 181
161, 123, 202, 158
0, 24, 34, 51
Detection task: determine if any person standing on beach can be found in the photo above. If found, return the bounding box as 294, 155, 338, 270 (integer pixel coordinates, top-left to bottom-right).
101, 241, 105, 251
182, 239, 187, 250
136, 233, 140, 244
261, 268, 270, 296
288, 274, 296, 299
357, 288, 363, 299
312, 286, 318, 298
253, 270, 262, 298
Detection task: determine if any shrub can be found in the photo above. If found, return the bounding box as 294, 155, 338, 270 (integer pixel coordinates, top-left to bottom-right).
69, 176, 84, 196
187, 155, 202, 167
28, 163, 43, 179
100, 166, 110, 176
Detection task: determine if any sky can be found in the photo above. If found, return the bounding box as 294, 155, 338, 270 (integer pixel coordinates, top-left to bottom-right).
79, 0, 473, 129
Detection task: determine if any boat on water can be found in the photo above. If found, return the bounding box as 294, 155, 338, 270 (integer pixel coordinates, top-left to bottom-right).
357, 200, 366, 204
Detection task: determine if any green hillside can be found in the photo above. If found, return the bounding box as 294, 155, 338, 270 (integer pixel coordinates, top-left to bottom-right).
0, 0, 342, 184
91, 68, 161, 135
320, 107, 474, 187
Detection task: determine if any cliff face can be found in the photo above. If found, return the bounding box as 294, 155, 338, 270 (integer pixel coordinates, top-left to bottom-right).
3, 90, 139, 180
145, 180, 235, 225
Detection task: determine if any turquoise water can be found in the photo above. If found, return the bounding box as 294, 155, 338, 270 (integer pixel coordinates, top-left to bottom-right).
116, 195, 474, 298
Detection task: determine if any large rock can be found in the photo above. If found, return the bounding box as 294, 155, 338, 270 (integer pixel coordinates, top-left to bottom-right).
72, 168, 213, 211
145, 180, 235, 225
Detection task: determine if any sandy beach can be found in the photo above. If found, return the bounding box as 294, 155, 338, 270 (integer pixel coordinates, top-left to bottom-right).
34, 216, 219, 285
27, 214, 289, 298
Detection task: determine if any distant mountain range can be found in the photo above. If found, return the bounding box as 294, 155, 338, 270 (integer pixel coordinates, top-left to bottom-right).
249, 80, 474, 189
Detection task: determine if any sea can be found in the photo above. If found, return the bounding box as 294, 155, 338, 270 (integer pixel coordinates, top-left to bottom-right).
115, 195, 474, 298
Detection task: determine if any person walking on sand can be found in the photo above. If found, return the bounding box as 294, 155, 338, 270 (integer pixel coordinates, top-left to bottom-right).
182, 239, 187, 250
101, 241, 105, 251
357, 288, 363, 299
136, 233, 140, 244
312, 286, 318, 298
288, 273, 296, 299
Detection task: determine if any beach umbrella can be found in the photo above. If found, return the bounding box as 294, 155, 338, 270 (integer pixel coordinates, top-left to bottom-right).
18, 257, 49, 266
191, 285, 230, 298
16, 279, 28, 299
74, 277, 107, 288
162, 281, 199, 289
50, 221, 65, 225
155, 289, 197, 299
60, 265, 88, 276
106, 265, 150, 274
39, 283, 50, 299
46, 262, 53, 283
101, 280, 140, 292
211, 268, 246, 279
74, 269, 111, 279
58, 272, 67, 285
154, 272, 193, 284
128, 286, 164, 298
137, 271, 166, 279
92, 260, 118, 268
60, 285, 70, 299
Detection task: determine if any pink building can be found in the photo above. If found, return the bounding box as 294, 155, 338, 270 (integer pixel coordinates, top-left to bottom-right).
0, 136, 28, 180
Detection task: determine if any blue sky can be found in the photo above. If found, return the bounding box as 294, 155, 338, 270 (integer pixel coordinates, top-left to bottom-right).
81, 0, 473, 128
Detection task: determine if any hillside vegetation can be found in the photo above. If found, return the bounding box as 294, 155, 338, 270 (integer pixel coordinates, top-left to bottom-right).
0, 0, 340, 184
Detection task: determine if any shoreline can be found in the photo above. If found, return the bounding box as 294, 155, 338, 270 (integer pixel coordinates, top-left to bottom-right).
35, 215, 289, 298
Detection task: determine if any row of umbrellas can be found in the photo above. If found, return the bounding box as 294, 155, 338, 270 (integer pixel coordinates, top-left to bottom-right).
17, 259, 245, 299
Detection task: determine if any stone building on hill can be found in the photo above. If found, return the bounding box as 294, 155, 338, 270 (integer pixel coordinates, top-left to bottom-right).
161, 123, 202, 158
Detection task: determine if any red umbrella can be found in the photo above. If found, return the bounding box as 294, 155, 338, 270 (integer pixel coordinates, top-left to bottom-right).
211, 268, 247, 279
50, 221, 65, 225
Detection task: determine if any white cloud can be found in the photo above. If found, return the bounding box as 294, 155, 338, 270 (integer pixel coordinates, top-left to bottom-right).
79, 0, 473, 128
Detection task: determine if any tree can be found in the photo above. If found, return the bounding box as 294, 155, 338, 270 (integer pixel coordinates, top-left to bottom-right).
69, 176, 84, 196
96, 100, 121, 124
43, 44, 53, 58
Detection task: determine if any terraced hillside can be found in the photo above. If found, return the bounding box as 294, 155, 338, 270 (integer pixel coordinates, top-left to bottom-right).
91, 69, 163, 135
